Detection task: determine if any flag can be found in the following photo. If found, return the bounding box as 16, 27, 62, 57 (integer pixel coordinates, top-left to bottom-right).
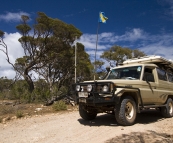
98, 12, 108, 23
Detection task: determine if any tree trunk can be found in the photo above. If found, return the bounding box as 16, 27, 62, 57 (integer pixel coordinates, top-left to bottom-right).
24, 74, 34, 93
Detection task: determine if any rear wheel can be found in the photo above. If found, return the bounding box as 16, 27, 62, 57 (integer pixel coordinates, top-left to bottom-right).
161, 98, 173, 118
79, 104, 97, 120
115, 96, 137, 126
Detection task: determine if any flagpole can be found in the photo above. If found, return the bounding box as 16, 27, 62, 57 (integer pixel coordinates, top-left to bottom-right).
94, 11, 108, 80
94, 22, 100, 81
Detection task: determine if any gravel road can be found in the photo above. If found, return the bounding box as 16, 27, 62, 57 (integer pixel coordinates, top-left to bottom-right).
0, 110, 173, 143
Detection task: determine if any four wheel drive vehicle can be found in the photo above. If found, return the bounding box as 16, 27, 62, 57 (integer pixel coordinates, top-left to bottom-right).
74, 55, 173, 126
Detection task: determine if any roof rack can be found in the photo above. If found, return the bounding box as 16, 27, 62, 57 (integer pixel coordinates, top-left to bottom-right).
123, 55, 173, 71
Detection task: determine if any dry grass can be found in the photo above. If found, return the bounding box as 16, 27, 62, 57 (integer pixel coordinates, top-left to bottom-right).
0, 100, 76, 123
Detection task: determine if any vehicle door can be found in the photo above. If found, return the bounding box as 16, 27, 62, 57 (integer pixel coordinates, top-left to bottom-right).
140, 67, 158, 104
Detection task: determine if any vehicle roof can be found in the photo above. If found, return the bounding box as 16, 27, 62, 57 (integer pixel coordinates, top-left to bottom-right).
121, 55, 173, 72
111, 63, 157, 69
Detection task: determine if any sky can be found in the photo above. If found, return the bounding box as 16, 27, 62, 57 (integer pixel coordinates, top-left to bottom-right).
0, 0, 173, 79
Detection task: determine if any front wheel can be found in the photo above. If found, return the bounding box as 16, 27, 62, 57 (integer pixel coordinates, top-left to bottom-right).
161, 98, 173, 118
115, 96, 137, 126
79, 104, 97, 120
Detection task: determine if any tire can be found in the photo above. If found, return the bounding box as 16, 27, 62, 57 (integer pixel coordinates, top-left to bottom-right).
161, 98, 173, 118
79, 104, 97, 120
115, 96, 137, 126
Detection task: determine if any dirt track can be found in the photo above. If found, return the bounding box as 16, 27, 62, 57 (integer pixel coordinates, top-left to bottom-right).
0, 110, 173, 143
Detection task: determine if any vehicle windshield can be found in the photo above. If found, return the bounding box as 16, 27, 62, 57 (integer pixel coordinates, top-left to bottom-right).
107, 66, 142, 80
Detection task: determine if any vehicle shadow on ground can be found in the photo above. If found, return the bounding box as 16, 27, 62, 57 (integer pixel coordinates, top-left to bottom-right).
78, 113, 117, 126
78, 109, 165, 127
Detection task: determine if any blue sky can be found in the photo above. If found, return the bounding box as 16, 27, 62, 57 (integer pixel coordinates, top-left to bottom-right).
0, 0, 173, 78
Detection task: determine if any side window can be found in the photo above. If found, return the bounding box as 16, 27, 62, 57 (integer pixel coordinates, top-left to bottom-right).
168, 73, 173, 82
143, 68, 155, 82
156, 68, 167, 81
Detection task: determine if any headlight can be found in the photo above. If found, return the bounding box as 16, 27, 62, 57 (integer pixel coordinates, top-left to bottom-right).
76, 85, 80, 91
102, 85, 109, 92
87, 84, 92, 92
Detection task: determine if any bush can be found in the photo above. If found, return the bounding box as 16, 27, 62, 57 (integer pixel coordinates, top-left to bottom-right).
16, 111, 24, 118
0, 106, 14, 116
52, 100, 67, 111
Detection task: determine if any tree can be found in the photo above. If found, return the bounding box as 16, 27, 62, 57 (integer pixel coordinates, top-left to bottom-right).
133, 49, 146, 58
92, 60, 106, 79
1, 12, 82, 93
100, 45, 146, 66
75, 43, 93, 82
0, 30, 4, 37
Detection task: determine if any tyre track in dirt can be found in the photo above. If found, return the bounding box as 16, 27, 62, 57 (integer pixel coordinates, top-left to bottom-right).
0, 110, 173, 143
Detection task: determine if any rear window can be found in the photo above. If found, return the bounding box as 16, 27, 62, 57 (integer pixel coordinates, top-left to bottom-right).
156, 68, 167, 81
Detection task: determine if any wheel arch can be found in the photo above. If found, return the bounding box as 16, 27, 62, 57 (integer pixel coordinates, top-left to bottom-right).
119, 92, 140, 112
167, 95, 173, 101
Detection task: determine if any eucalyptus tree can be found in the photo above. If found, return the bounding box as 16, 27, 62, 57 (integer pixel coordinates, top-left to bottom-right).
92, 60, 105, 79
100, 45, 146, 67
75, 43, 93, 82
8, 12, 81, 93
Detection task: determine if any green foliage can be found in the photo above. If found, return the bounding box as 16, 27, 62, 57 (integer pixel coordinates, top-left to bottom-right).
0, 30, 4, 37
92, 60, 106, 79
101, 45, 132, 65
0, 77, 69, 104
101, 45, 146, 66
133, 49, 146, 57
0, 77, 13, 100
16, 15, 31, 35
0, 78, 35, 102
32, 79, 52, 102
10, 80, 32, 102
75, 43, 93, 82
16, 24, 31, 35
52, 100, 67, 111
16, 111, 24, 118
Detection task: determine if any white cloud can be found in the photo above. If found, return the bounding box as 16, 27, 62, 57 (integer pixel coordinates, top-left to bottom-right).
0, 12, 30, 22
0, 32, 24, 79
121, 28, 147, 41
79, 28, 173, 64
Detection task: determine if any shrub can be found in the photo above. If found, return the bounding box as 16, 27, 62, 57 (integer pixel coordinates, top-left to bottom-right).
16, 111, 24, 118
0, 106, 14, 115
52, 100, 67, 111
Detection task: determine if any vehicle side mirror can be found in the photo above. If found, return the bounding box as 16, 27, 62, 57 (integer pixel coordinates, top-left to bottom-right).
106, 66, 110, 72
144, 73, 154, 82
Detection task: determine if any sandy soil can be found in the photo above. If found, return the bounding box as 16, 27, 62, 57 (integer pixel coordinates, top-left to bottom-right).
0, 109, 173, 143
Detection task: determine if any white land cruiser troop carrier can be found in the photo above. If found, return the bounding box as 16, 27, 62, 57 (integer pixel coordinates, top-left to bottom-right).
75, 55, 173, 126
